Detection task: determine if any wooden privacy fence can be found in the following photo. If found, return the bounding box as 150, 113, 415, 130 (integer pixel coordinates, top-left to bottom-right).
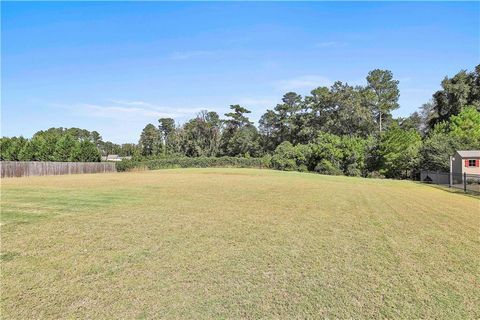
1, 161, 116, 178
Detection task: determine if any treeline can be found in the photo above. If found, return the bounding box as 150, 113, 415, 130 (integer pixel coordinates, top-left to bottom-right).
0, 128, 140, 162
2, 66, 479, 178
0, 128, 138, 162
131, 66, 479, 177
1, 128, 100, 162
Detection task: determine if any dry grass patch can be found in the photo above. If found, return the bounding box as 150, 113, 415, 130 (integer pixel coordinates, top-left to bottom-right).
1, 169, 479, 318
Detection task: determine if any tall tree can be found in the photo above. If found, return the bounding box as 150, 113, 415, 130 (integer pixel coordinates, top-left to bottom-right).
448, 106, 480, 145
119, 143, 140, 157
428, 65, 480, 128
221, 105, 259, 156
397, 112, 423, 133
158, 118, 176, 155
299, 86, 332, 142
259, 110, 280, 152
54, 134, 77, 161
0, 137, 27, 161
366, 69, 400, 132
180, 111, 222, 157
258, 92, 303, 150
326, 82, 375, 137
139, 124, 162, 156
275, 92, 303, 144
421, 105, 480, 171
18, 139, 42, 161
91, 131, 102, 148
224, 105, 253, 128
378, 124, 422, 178
72, 140, 101, 162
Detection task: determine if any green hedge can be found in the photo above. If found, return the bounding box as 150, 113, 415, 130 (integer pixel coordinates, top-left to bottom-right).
116, 156, 271, 172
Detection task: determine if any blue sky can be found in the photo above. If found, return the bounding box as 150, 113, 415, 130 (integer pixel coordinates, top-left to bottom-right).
2, 2, 479, 143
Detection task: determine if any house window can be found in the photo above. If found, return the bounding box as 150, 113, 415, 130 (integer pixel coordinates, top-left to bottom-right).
467, 159, 477, 167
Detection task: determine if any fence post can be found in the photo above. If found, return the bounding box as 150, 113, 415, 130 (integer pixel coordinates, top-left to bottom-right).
464, 172, 467, 192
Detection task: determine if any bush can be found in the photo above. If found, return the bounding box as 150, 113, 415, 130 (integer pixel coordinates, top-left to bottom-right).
116, 156, 270, 172
261, 154, 273, 168
466, 178, 479, 185
366, 171, 385, 179
314, 160, 343, 175
345, 163, 362, 177
270, 141, 312, 171
269, 133, 372, 176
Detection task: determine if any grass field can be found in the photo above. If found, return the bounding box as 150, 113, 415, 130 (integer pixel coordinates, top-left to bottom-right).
1, 169, 479, 319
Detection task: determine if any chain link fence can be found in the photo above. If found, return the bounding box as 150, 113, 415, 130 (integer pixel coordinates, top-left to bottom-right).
420, 170, 480, 193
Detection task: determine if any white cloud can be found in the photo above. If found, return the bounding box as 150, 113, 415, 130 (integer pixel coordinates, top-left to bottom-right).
45, 100, 214, 143
73, 100, 206, 121
78, 104, 177, 119
273, 75, 333, 91
109, 100, 153, 107
315, 41, 347, 48
113, 100, 206, 114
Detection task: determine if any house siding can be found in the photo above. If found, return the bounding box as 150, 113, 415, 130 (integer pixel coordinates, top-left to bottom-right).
464, 160, 480, 175
451, 151, 480, 175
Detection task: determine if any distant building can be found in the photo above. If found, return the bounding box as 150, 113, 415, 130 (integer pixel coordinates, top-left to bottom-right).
450, 150, 480, 183
101, 155, 132, 162
107, 154, 121, 161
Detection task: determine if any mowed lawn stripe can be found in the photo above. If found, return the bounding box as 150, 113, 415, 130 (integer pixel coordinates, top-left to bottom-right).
1, 168, 479, 318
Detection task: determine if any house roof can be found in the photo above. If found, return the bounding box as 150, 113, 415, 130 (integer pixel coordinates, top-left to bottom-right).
456, 150, 480, 158
106, 154, 120, 160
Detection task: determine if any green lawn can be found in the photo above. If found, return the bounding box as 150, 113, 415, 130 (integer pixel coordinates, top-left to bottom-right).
1, 168, 479, 318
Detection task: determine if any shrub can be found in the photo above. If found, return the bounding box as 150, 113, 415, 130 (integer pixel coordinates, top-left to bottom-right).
345, 163, 362, 177
366, 171, 385, 179
466, 178, 479, 185
270, 142, 298, 171
314, 159, 343, 175
116, 159, 138, 172
116, 156, 269, 172
270, 141, 313, 171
